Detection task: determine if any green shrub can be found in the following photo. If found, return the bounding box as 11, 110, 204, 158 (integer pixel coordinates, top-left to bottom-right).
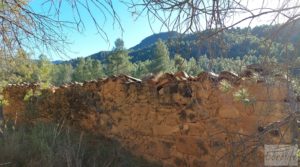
23, 89, 42, 101
0, 94, 8, 106
233, 88, 255, 105
219, 80, 232, 93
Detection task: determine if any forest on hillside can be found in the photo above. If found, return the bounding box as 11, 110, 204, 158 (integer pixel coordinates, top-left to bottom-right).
1, 24, 299, 90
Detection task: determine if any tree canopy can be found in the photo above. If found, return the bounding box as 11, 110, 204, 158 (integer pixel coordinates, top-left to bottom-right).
150, 39, 171, 74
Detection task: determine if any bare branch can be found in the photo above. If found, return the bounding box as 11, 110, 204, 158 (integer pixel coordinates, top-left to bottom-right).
0, 0, 123, 58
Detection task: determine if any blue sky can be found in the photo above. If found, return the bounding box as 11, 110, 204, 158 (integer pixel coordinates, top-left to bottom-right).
29, 0, 284, 61
30, 0, 167, 61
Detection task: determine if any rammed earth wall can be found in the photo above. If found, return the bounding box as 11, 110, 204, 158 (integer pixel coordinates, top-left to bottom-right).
3, 71, 293, 167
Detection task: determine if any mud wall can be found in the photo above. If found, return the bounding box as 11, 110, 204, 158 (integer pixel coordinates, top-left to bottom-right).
3, 71, 293, 167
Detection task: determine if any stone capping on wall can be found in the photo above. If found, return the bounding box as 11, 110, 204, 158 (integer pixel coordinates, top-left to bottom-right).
2, 69, 293, 167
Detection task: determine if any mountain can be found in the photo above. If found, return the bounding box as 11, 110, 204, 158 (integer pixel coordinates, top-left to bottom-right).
59, 23, 300, 66
52, 60, 64, 64
130, 31, 180, 50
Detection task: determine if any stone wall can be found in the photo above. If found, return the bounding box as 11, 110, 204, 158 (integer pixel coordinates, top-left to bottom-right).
2, 71, 294, 167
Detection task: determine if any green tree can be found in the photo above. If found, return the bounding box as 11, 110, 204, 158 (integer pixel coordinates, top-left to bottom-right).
73, 58, 105, 82
150, 39, 170, 74
32, 54, 53, 88
174, 54, 187, 71
52, 64, 73, 86
107, 39, 133, 76
133, 60, 151, 78
198, 55, 210, 71
73, 58, 86, 82
91, 60, 105, 79
0, 50, 36, 108
10, 49, 36, 83
187, 57, 201, 75
114, 38, 125, 51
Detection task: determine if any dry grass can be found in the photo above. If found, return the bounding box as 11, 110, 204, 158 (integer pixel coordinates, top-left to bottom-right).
0, 122, 161, 167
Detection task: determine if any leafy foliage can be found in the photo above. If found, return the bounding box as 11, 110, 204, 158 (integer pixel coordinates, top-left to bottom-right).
32, 55, 53, 88
23, 89, 42, 102
1, 24, 300, 87
107, 50, 133, 76
233, 88, 255, 105
219, 80, 233, 93
52, 64, 73, 86
73, 58, 105, 82
0, 94, 8, 107
81, 25, 297, 64
150, 39, 171, 74
174, 54, 187, 71
133, 60, 151, 78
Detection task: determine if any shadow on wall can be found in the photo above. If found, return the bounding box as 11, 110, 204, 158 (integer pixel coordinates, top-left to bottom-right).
2, 70, 292, 167
0, 122, 163, 167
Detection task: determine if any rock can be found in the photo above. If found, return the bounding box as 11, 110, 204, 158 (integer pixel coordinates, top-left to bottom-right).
174, 71, 189, 81
218, 71, 240, 83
